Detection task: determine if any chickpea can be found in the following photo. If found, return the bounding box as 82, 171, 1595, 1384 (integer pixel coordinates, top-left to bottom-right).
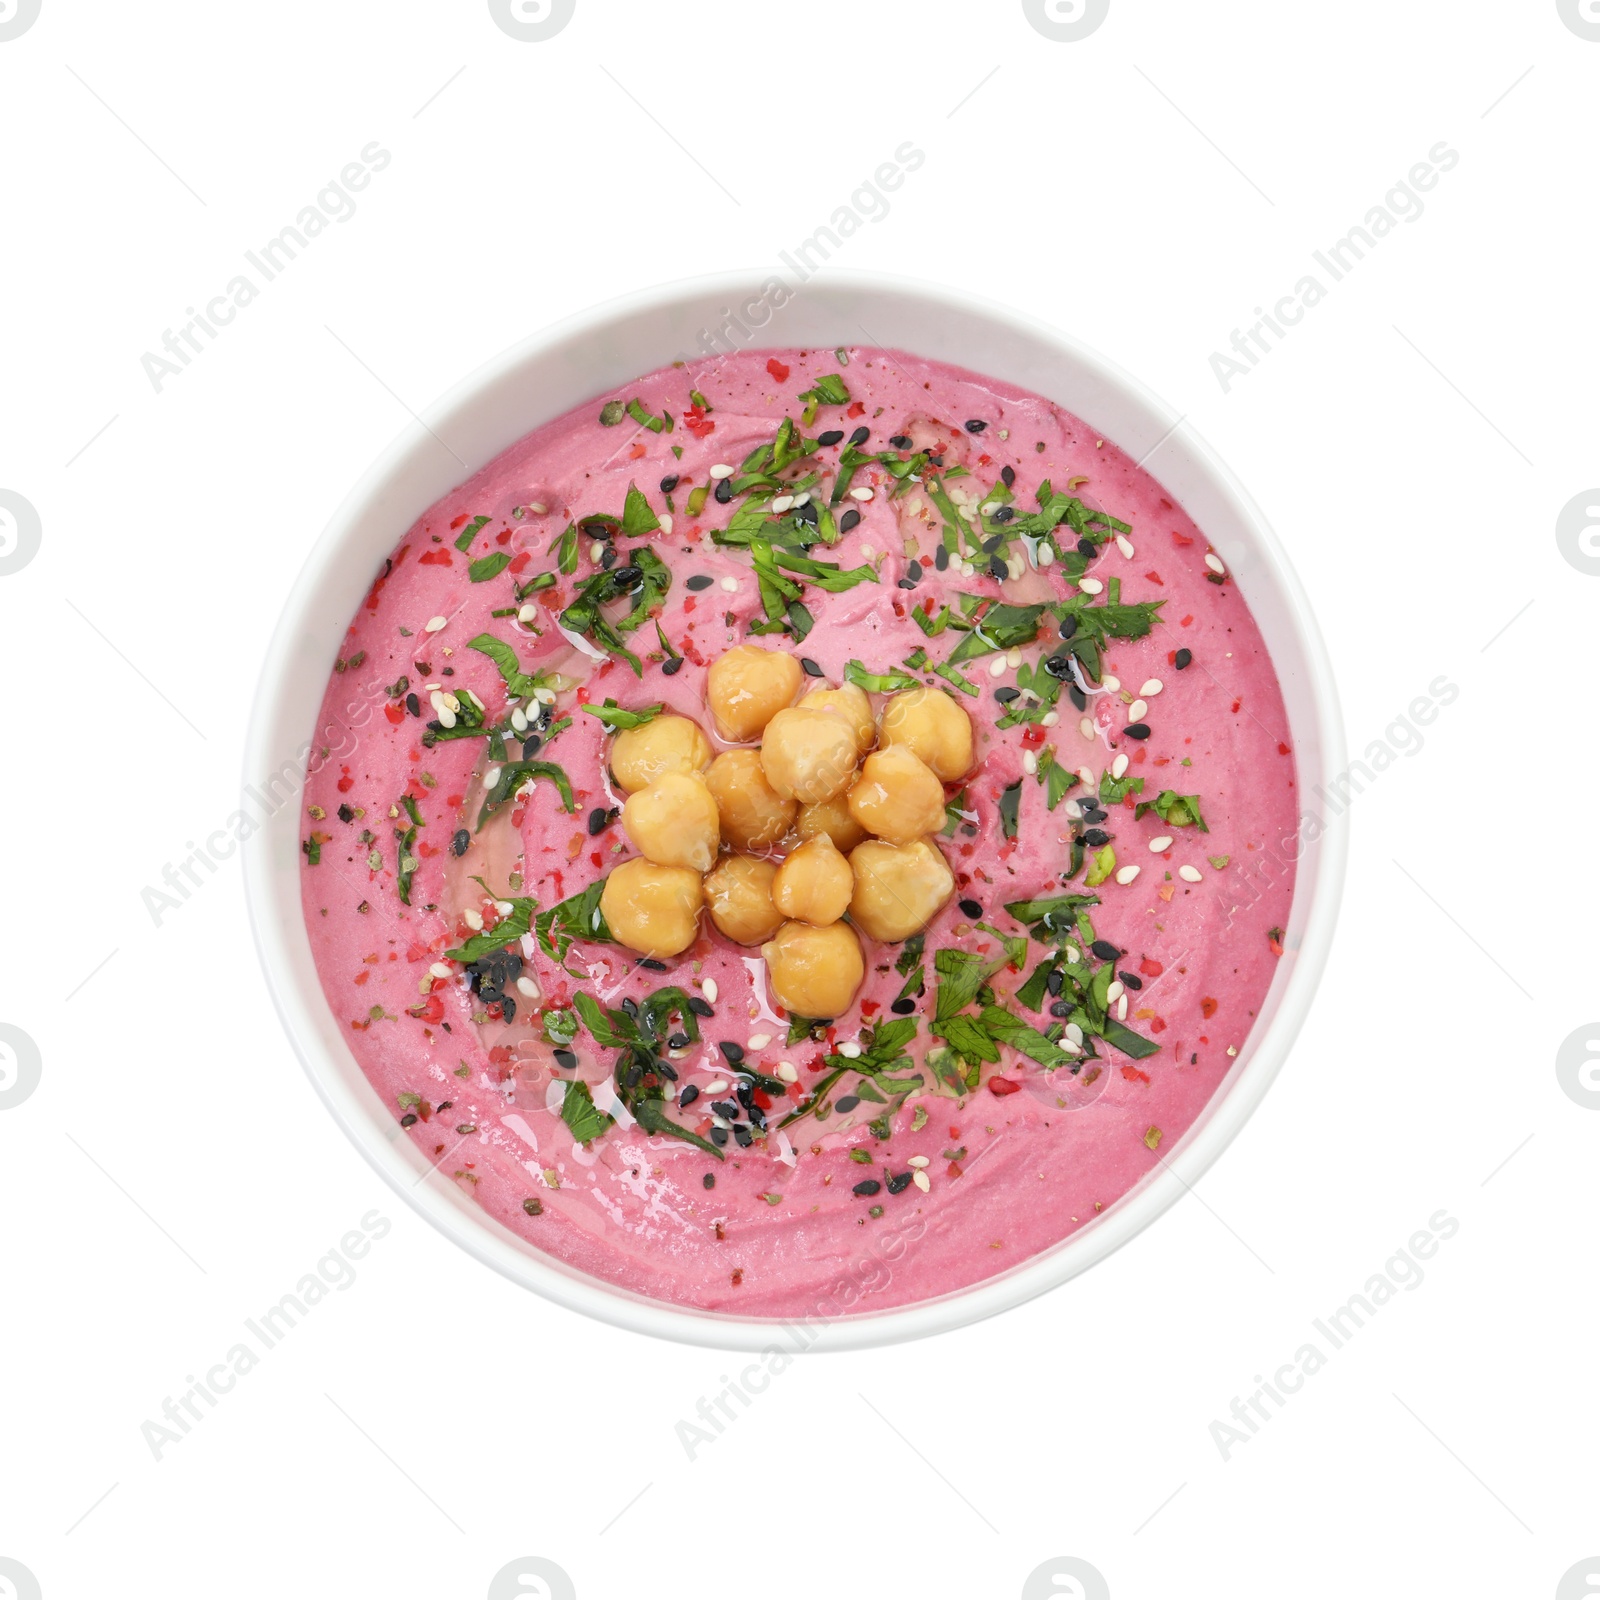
759, 707, 861, 805
878, 686, 973, 782
847, 838, 955, 942
800, 682, 875, 755
706, 749, 796, 852
702, 855, 784, 946
762, 920, 865, 1018
706, 644, 802, 742
610, 713, 712, 794
771, 833, 854, 927
795, 793, 868, 856
621, 772, 720, 872
600, 858, 703, 959
846, 746, 946, 845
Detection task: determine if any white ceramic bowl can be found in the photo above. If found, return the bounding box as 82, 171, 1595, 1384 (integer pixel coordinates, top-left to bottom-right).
244, 270, 1346, 1351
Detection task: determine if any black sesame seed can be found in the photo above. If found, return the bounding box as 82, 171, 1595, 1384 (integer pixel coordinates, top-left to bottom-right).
1049, 1000, 1073, 1019
1043, 654, 1072, 680
612, 564, 642, 589
748, 1105, 767, 1130
1119, 971, 1144, 990
686, 574, 713, 591
656, 1061, 678, 1082
835, 1094, 861, 1113
600, 545, 618, 569
639, 957, 668, 972
848, 426, 870, 446
890, 434, 913, 449
1083, 828, 1110, 847
400, 1112, 418, 1127
801, 658, 824, 677
733, 1125, 753, 1148
981, 535, 1004, 554
818, 429, 845, 447
450, 828, 470, 857
659, 473, 680, 493
853, 1179, 882, 1197
959, 897, 983, 919
711, 1126, 729, 1146
1077, 538, 1097, 559
405, 692, 421, 717
1059, 615, 1078, 640
1175, 648, 1193, 669
714, 478, 733, 504
711, 1099, 741, 1120
891, 997, 917, 1015
662, 657, 684, 675
840, 508, 861, 534
554, 1048, 578, 1070
934, 545, 950, 571
587, 807, 609, 836
1123, 722, 1152, 740
886, 1171, 913, 1195
992, 505, 1016, 524
1046, 967, 1065, 997
994, 686, 1019, 704
907, 560, 923, 582
718, 1041, 745, 1064
897, 576, 917, 590
964, 419, 988, 433
521, 734, 543, 757
702, 1172, 715, 1189
688, 997, 714, 1018
1091, 939, 1121, 961
679, 1084, 700, 1108
988, 555, 1008, 580
668, 1031, 690, 1050
1001, 465, 1016, 488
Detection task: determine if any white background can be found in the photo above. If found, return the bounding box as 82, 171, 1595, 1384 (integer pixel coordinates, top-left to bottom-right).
2, 2, 1597, 1597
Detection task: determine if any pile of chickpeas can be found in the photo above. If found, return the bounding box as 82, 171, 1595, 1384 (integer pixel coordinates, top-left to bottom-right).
595, 644, 974, 1020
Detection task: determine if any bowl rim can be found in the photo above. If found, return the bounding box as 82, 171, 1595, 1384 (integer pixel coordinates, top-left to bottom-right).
243, 267, 1347, 1352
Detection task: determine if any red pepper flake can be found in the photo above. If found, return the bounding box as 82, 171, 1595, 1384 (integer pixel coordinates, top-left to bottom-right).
947, 1160, 964, 1178
1120, 1065, 1151, 1083
417, 549, 453, 567
1150, 1017, 1167, 1034
1172, 530, 1194, 547
1139, 957, 1164, 977
1200, 997, 1218, 1018
847, 400, 865, 417
1180, 614, 1194, 627
1021, 725, 1046, 748
384, 704, 405, 725
766, 357, 790, 382
860, 998, 880, 1017
1231, 698, 1242, 713
1278, 742, 1291, 756
353, 970, 369, 986
628, 443, 646, 459
508, 551, 530, 573
1143, 570, 1163, 585
988, 1077, 1021, 1097
684, 405, 714, 438
449, 513, 467, 529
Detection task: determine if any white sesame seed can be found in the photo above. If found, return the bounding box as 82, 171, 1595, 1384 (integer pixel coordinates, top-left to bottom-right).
429, 962, 453, 979
1064, 1022, 1084, 1046
719, 575, 739, 592
1178, 864, 1204, 882
1115, 534, 1135, 559
1116, 993, 1128, 1020
517, 604, 537, 624
839, 1040, 862, 1059
912, 1170, 931, 1192
462, 908, 484, 930
702, 978, 719, 1002
1205, 552, 1226, 575
793, 492, 811, 507
528, 501, 548, 515
777, 1061, 798, 1083
850, 486, 874, 502
425, 615, 448, 633
1079, 578, 1103, 595
1076, 766, 1095, 787
1037, 544, 1057, 570
1111, 753, 1129, 779
510, 708, 528, 733
1101, 674, 1121, 693
495, 900, 514, 917
770, 495, 794, 514
1022, 751, 1038, 775
1227, 1045, 1239, 1057
1042, 710, 1060, 727
658, 514, 674, 536
516, 976, 541, 1000
705, 1079, 728, 1095
747, 1033, 772, 1050
589, 541, 604, 563
484, 765, 502, 788
1006, 648, 1023, 669
1150, 836, 1172, 853
1140, 679, 1163, 697
959, 560, 976, 578
1107, 980, 1124, 1003
989, 657, 1008, 678
535, 687, 556, 705
1115, 864, 1141, 885
709, 463, 734, 479
1129, 699, 1148, 721
430, 691, 456, 729
1063, 799, 1083, 820
1080, 716, 1096, 740
908, 1155, 930, 1168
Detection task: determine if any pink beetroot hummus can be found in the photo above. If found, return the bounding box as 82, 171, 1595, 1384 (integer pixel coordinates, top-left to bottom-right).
299, 347, 1296, 1319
